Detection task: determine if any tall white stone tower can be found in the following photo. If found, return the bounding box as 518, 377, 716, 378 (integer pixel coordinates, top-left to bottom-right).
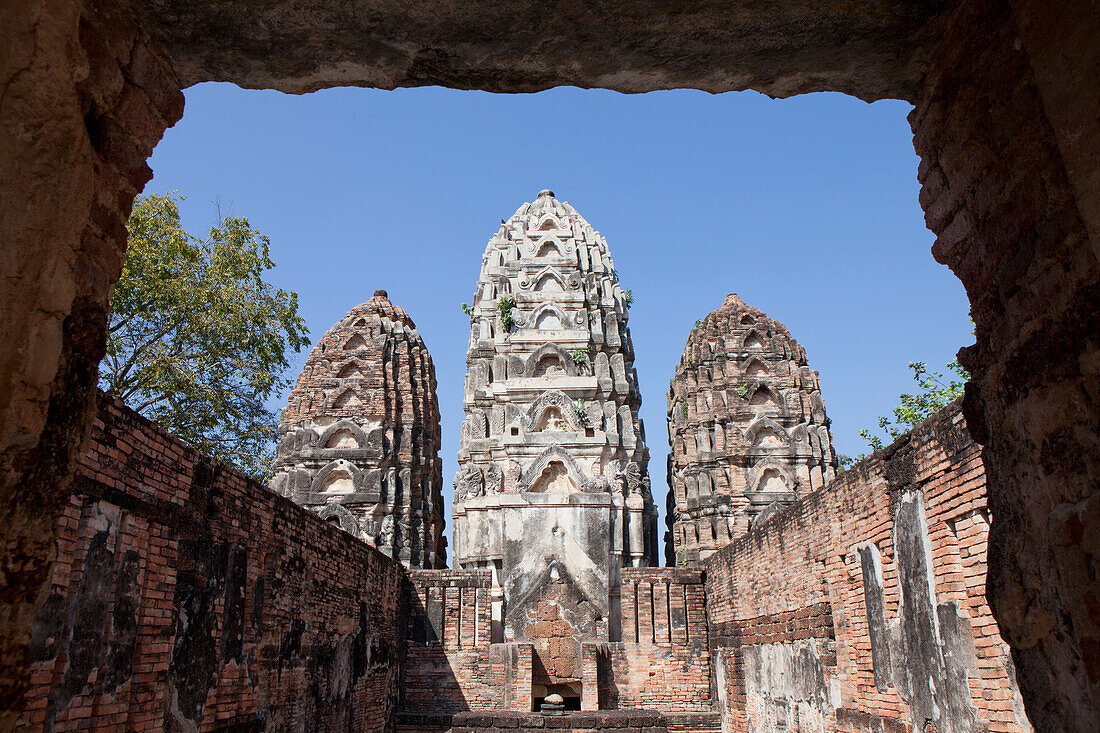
453, 190, 657, 650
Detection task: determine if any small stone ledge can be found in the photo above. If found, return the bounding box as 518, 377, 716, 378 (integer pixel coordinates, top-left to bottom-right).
395, 709, 712, 731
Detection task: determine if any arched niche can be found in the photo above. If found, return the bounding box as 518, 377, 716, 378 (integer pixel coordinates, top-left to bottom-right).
311, 460, 362, 494
741, 357, 769, 377
318, 419, 368, 449
344, 333, 368, 351
529, 460, 579, 493
748, 385, 781, 408
742, 329, 766, 350
536, 214, 564, 231
527, 390, 585, 432
518, 446, 587, 492
314, 503, 360, 536
522, 343, 579, 377
331, 388, 362, 410
535, 310, 563, 330
336, 361, 361, 378
746, 459, 796, 496
521, 302, 580, 333
536, 241, 564, 258
533, 353, 566, 376
744, 417, 791, 448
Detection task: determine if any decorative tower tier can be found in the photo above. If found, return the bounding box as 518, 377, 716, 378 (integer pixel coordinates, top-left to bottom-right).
453, 190, 658, 653
666, 293, 838, 565
271, 290, 446, 569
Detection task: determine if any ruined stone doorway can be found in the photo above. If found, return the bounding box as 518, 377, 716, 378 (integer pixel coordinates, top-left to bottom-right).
2, 0, 1098, 729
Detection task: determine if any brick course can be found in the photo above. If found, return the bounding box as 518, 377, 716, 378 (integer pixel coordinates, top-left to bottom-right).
705, 401, 1030, 733
16, 391, 406, 731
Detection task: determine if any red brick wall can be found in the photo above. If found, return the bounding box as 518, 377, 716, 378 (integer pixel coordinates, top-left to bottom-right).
596, 568, 712, 711
705, 402, 1031, 733
401, 567, 714, 716
0, 0, 184, 714
910, 0, 1100, 726
402, 569, 502, 712
17, 391, 406, 731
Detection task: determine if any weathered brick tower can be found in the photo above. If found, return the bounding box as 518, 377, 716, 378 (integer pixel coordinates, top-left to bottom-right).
451, 190, 658, 695
666, 293, 838, 565
271, 289, 446, 568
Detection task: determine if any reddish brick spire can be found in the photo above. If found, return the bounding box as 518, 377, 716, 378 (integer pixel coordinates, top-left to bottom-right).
666, 293, 838, 565
271, 290, 445, 568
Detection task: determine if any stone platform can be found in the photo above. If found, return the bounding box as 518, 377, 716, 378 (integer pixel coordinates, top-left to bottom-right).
395, 710, 722, 732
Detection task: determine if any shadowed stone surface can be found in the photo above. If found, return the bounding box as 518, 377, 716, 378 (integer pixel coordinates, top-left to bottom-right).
272, 290, 446, 568
666, 294, 838, 565
137, 0, 949, 100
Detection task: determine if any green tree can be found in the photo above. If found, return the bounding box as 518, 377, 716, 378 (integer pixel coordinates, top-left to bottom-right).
100, 193, 309, 480
842, 360, 969, 467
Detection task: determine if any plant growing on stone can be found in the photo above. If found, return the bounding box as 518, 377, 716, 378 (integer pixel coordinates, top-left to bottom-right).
736, 383, 749, 399
856, 359, 970, 454
100, 192, 310, 480
497, 294, 517, 332
622, 288, 634, 308
460, 303, 475, 323
570, 346, 590, 365
682, 402, 689, 419
575, 399, 588, 425
695, 319, 702, 328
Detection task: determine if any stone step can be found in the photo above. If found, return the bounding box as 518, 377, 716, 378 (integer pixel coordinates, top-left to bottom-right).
395, 710, 722, 732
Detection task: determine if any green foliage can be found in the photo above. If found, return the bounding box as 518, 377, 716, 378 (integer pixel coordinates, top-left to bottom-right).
694, 319, 702, 328
100, 193, 309, 480
460, 303, 474, 323
836, 454, 856, 471
682, 402, 689, 419
497, 294, 517, 332
686, 353, 693, 366
570, 346, 590, 365
575, 399, 588, 425
622, 288, 634, 307
856, 359, 970, 455
736, 382, 749, 399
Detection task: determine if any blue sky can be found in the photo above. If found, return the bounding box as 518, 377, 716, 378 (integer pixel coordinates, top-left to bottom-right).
147, 83, 972, 557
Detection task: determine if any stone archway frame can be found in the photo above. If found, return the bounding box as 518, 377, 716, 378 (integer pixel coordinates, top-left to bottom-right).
746, 382, 784, 410
522, 232, 576, 260
518, 264, 583, 294
313, 503, 361, 537
743, 416, 793, 448
521, 343, 581, 377
745, 457, 798, 496
527, 390, 587, 433
517, 446, 591, 493
532, 210, 569, 234
2, 0, 1098, 725
513, 301, 579, 332
737, 355, 772, 377
310, 458, 365, 494
316, 419, 369, 450
327, 387, 364, 411
740, 327, 769, 350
